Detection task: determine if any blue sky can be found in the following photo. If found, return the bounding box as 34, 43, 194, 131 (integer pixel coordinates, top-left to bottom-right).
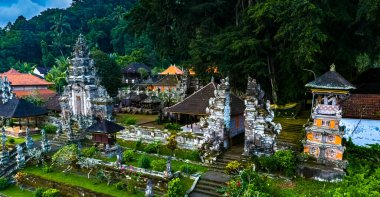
0, 0, 72, 27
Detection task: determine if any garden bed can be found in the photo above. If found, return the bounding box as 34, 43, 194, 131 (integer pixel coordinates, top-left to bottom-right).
20, 167, 145, 197
0, 185, 34, 197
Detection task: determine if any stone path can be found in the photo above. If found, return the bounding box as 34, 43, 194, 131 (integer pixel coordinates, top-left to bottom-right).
190, 144, 244, 197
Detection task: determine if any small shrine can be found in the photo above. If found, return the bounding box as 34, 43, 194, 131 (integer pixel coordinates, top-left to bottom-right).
60, 34, 113, 134
243, 77, 281, 157
299, 64, 355, 181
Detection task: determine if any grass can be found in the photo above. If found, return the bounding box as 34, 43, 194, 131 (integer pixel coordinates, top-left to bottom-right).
268, 177, 338, 197
4, 135, 42, 150
115, 113, 158, 125
22, 166, 145, 197
0, 185, 34, 197
180, 177, 194, 194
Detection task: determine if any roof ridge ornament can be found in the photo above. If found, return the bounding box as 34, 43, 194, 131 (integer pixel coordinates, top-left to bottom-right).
330, 63, 336, 72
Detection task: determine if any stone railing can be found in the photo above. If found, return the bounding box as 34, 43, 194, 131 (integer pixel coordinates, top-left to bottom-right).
118, 125, 205, 150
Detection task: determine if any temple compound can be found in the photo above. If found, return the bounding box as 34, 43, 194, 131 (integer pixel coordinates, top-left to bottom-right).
60, 35, 113, 133
243, 77, 281, 157
299, 64, 355, 181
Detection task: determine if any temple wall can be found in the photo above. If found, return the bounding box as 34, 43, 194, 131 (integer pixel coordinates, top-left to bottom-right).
341, 118, 380, 146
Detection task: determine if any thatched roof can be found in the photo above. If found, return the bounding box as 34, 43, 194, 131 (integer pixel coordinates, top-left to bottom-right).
166, 82, 245, 116
305, 65, 355, 90
0, 98, 48, 118
86, 120, 125, 134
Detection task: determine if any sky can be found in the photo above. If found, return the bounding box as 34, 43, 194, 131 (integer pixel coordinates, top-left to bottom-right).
0, 0, 72, 27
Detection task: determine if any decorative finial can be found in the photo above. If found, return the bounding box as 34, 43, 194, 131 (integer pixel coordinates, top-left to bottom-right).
330, 63, 336, 71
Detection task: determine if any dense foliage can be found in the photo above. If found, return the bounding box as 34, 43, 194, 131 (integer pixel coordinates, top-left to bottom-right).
167, 178, 183, 197
2, 1, 380, 102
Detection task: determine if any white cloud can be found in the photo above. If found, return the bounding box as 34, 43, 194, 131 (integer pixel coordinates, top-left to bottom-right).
0, 0, 72, 27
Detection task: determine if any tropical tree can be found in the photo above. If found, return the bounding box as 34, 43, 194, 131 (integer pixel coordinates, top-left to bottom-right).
12, 62, 36, 73
45, 57, 69, 93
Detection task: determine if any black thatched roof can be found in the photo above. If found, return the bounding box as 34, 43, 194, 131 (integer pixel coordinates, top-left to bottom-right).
166, 82, 245, 116
154, 75, 179, 86
305, 67, 355, 90
121, 63, 151, 74
0, 98, 48, 118
43, 95, 61, 112
131, 93, 148, 102
86, 120, 125, 134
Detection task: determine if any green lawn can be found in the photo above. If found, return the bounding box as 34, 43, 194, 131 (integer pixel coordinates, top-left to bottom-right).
23, 166, 145, 197
115, 113, 158, 125
0, 185, 34, 197
3, 135, 42, 150
268, 177, 338, 197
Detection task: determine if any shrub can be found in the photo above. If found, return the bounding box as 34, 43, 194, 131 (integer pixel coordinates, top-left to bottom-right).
122, 116, 137, 125
180, 164, 197, 175
225, 161, 243, 175
164, 123, 182, 131
42, 164, 52, 173
151, 159, 166, 171
134, 139, 142, 150
144, 141, 161, 154
187, 150, 200, 161
34, 188, 46, 197
0, 178, 8, 190
138, 154, 151, 169
41, 188, 60, 197
82, 147, 97, 157
167, 178, 183, 197
42, 124, 57, 134
166, 135, 177, 153
258, 156, 277, 173
127, 179, 137, 194
115, 181, 126, 190
8, 138, 15, 144
123, 150, 135, 162
273, 150, 296, 176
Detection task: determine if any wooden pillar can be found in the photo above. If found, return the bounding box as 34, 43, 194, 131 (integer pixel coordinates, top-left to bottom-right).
19, 118, 22, 130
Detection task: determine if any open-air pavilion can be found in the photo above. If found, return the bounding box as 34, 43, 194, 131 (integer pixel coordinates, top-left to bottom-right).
0, 98, 48, 136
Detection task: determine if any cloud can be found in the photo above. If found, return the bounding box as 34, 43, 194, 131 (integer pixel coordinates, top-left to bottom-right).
0, 0, 72, 27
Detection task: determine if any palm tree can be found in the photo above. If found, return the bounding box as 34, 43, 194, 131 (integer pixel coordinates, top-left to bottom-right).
50, 14, 72, 54
12, 62, 36, 73
45, 57, 69, 93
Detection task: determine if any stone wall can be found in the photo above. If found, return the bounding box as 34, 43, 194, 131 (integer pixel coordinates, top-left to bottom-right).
118, 125, 205, 150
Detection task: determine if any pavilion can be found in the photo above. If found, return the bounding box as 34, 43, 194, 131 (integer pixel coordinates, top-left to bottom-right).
86, 119, 124, 145
0, 98, 48, 136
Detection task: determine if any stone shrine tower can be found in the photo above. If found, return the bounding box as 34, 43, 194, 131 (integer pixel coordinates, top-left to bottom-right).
300, 64, 355, 181
60, 34, 113, 131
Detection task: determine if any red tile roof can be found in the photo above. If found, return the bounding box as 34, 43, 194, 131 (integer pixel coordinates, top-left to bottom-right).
14, 89, 57, 101
1, 69, 53, 86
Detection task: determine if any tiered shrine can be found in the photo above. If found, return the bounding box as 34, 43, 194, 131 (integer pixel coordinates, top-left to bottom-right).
60, 35, 113, 137
300, 64, 355, 181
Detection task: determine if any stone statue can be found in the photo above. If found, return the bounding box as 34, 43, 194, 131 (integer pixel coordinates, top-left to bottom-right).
25, 127, 34, 150
0, 127, 9, 166
16, 144, 25, 169
165, 156, 173, 179
116, 144, 122, 167
41, 129, 51, 153
145, 179, 154, 197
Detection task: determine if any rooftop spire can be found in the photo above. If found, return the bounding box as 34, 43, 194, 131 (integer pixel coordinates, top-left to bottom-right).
330, 63, 336, 72
73, 34, 89, 58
